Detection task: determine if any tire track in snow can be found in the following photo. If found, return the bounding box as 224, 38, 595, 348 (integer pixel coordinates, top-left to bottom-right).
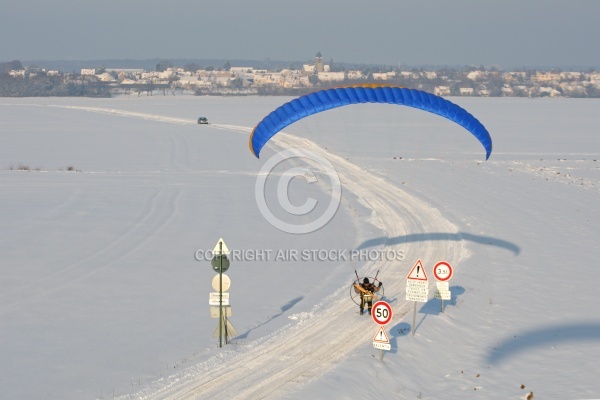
47, 105, 196, 125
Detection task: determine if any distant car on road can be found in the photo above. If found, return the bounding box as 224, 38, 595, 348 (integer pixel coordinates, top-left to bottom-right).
197, 117, 209, 124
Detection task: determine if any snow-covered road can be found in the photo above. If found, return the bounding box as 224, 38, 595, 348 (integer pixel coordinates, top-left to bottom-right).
123, 122, 466, 399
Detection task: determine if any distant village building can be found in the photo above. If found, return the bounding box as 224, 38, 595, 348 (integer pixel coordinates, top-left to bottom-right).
97, 72, 115, 82
314, 52, 324, 73
399, 71, 419, 79
206, 71, 233, 87
531, 71, 560, 83
346, 70, 364, 80
141, 71, 160, 80
467, 71, 486, 81
317, 71, 345, 82
423, 71, 437, 80
159, 69, 176, 80
9, 70, 25, 77
588, 73, 600, 84
279, 69, 310, 88
560, 72, 582, 80
107, 68, 144, 75
560, 82, 586, 96
434, 86, 450, 96
372, 72, 396, 80
120, 79, 137, 86
303, 52, 330, 73
538, 86, 561, 97
230, 67, 253, 75
502, 72, 526, 82
81, 69, 96, 76
253, 71, 282, 87
459, 87, 474, 96
501, 85, 514, 96
175, 75, 211, 89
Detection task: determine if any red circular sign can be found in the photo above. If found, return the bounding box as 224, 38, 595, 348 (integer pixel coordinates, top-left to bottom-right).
433, 261, 453, 281
371, 301, 393, 325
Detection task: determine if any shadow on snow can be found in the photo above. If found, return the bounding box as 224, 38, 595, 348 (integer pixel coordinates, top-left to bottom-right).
356, 232, 520, 256
384, 286, 467, 353
235, 296, 304, 340
486, 322, 600, 364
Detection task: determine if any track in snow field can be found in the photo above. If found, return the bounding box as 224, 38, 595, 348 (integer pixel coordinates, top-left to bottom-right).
0, 186, 183, 313
119, 129, 466, 399
47, 105, 197, 125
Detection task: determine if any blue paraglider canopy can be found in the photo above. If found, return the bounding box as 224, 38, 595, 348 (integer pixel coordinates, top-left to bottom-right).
249, 85, 492, 160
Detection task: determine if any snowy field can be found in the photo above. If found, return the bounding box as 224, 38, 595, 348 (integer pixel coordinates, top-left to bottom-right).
1, 95, 599, 400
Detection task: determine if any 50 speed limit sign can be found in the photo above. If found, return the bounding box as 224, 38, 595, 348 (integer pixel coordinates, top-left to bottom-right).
371, 301, 393, 325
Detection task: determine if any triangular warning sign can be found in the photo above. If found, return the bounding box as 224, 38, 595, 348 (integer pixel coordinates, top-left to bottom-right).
373, 326, 389, 343
407, 259, 428, 281
213, 238, 230, 255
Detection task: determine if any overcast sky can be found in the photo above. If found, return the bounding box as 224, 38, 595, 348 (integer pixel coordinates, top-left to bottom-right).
2, 0, 599, 68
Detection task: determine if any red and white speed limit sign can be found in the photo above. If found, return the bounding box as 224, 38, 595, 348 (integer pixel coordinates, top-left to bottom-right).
433, 261, 453, 281
371, 301, 393, 325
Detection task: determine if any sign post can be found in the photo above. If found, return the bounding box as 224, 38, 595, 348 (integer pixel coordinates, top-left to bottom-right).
211, 238, 232, 348
406, 259, 429, 336
371, 300, 393, 360
433, 261, 453, 313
